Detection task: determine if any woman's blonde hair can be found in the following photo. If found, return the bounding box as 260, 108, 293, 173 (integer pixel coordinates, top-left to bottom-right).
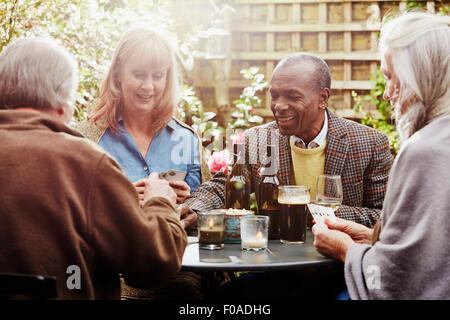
89, 27, 180, 133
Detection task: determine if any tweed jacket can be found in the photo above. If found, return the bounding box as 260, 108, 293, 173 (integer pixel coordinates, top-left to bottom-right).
185, 109, 393, 227
73, 117, 212, 183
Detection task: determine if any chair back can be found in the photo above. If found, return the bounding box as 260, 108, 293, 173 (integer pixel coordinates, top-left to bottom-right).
0, 273, 57, 299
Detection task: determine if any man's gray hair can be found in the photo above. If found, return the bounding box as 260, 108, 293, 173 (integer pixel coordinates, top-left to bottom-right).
272, 52, 331, 92
379, 12, 450, 139
0, 37, 78, 111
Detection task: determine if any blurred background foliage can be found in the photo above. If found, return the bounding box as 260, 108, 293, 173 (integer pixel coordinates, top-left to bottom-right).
352, 69, 400, 155
177, 67, 267, 160
407, 0, 449, 14
350, 0, 448, 156
0, 0, 263, 144
2, 0, 443, 159
0, 0, 182, 120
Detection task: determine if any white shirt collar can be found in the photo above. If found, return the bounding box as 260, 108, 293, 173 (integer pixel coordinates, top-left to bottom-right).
290, 110, 328, 149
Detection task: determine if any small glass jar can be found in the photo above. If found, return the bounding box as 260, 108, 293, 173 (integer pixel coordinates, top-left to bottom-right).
240, 215, 269, 251
197, 210, 225, 250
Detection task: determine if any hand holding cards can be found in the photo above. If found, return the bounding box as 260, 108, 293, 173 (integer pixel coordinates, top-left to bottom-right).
159, 170, 186, 181
159, 170, 189, 204
307, 203, 337, 225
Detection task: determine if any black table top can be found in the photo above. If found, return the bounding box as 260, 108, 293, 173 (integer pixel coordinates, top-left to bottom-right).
182, 231, 336, 272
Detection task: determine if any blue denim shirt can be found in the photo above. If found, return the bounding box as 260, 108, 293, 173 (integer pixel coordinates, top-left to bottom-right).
99, 117, 201, 191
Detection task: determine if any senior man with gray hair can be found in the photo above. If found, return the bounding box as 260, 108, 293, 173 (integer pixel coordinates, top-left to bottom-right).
0, 37, 186, 299
313, 11, 450, 299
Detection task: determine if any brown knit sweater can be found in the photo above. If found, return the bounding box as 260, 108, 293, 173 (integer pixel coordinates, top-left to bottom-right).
0, 110, 187, 299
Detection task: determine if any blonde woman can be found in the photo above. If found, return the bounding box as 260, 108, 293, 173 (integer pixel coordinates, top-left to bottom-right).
75, 28, 210, 299
76, 27, 210, 206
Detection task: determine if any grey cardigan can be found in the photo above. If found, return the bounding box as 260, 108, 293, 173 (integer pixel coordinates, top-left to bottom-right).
345, 115, 450, 299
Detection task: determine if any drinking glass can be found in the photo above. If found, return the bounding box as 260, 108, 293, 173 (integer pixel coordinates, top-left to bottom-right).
197, 211, 225, 250
315, 174, 343, 212
278, 186, 310, 244
240, 215, 269, 251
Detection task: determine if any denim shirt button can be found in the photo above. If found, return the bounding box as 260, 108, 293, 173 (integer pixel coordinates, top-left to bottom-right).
143, 166, 148, 171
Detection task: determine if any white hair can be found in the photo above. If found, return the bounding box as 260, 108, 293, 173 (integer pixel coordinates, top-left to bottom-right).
379, 12, 450, 141
0, 37, 78, 111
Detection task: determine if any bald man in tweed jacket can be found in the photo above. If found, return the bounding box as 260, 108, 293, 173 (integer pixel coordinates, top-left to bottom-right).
182, 53, 392, 228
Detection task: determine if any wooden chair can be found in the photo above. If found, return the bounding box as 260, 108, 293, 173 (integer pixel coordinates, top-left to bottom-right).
0, 273, 57, 299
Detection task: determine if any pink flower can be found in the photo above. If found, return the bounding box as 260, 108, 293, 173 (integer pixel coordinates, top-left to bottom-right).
207, 150, 230, 174
231, 131, 244, 145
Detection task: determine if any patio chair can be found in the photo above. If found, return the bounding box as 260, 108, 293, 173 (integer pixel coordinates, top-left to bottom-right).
0, 272, 57, 299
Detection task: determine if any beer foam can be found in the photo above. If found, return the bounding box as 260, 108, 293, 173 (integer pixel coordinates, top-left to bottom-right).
278, 195, 310, 205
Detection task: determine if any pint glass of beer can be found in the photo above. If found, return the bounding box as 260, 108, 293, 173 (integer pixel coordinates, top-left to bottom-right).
278, 186, 310, 244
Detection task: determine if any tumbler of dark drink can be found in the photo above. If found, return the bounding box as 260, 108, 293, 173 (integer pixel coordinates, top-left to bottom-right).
278, 186, 310, 244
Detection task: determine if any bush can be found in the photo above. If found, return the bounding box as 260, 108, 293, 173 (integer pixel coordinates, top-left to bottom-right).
0, 0, 177, 120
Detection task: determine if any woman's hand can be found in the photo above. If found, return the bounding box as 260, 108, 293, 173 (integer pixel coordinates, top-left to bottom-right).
134, 177, 191, 206
133, 178, 146, 206
143, 172, 177, 207
312, 218, 373, 262
169, 180, 191, 204
312, 222, 354, 262
325, 218, 373, 244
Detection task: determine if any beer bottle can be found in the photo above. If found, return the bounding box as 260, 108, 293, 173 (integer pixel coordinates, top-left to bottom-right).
256, 145, 280, 239
225, 143, 251, 209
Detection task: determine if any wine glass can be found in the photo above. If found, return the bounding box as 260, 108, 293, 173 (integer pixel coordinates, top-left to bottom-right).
315, 174, 343, 212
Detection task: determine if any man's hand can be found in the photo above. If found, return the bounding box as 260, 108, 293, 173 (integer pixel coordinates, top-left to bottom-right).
143, 172, 177, 208
312, 222, 354, 262
177, 203, 197, 229
169, 180, 191, 204
325, 217, 373, 244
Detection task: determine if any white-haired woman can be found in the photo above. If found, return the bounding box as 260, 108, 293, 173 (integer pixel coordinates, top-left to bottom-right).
76, 27, 210, 206
312, 11, 450, 299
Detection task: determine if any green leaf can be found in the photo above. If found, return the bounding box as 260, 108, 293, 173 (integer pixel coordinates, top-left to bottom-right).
254, 74, 264, 83
254, 82, 267, 91
243, 87, 255, 97
199, 122, 207, 133
231, 111, 243, 118
209, 128, 223, 137
202, 112, 216, 121
248, 66, 259, 74
236, 103, 248, 110
232, 118, 246, 126
241, 104, 253, 111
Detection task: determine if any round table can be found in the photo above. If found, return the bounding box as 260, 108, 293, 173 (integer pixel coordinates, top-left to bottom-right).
182, 231, 336, 272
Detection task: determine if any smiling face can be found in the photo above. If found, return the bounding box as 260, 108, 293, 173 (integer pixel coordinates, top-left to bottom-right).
270, 62, 328, 142
118, 50, 168, 116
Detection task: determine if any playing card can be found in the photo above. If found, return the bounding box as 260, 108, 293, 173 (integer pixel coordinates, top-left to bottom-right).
159, 170, 186, 181
307, 203, 337, 225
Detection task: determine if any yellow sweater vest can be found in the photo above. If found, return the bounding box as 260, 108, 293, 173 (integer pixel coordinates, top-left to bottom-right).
290, 139, 326, 200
